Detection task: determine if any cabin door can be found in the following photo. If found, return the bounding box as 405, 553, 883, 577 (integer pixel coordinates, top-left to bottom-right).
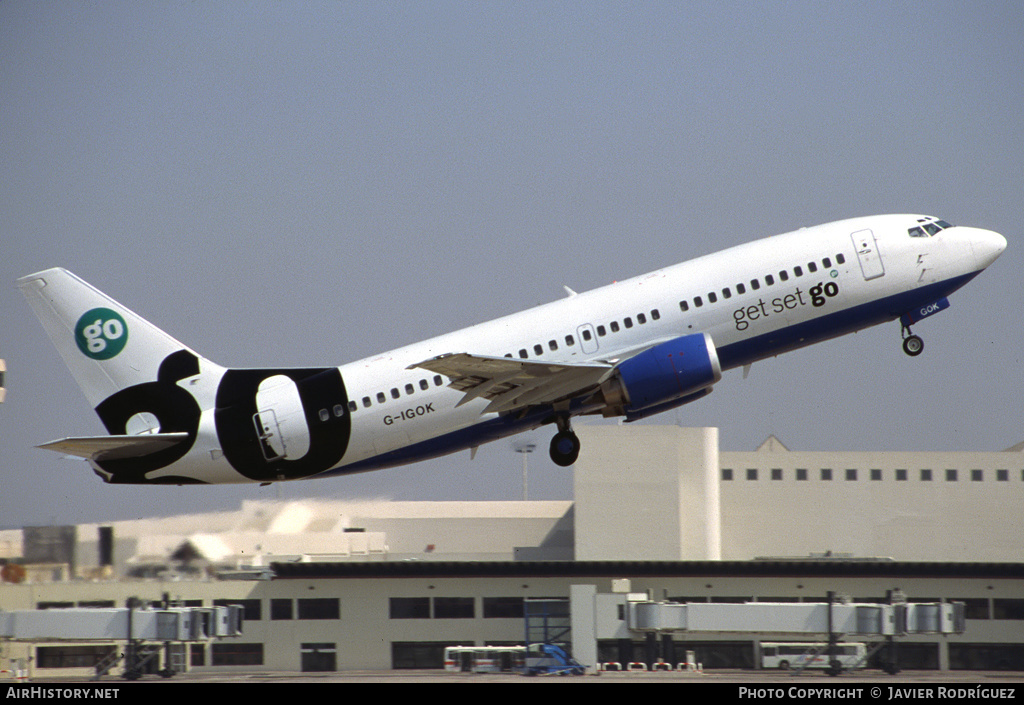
851, 229, 885, 280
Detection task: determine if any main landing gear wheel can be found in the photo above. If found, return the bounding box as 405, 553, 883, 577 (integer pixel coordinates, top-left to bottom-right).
902, 334, 924, 357
550, 430, 581, 467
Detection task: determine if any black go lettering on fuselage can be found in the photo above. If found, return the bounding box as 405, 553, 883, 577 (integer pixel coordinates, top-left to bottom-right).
215, 367, 351, 482
732, 281, 839, 331
93, 354, 353, 484
94, 350, 204, 483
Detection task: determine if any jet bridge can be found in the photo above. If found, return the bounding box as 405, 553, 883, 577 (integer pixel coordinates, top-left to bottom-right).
570, 584, 965, 675
0, 602, 244, 679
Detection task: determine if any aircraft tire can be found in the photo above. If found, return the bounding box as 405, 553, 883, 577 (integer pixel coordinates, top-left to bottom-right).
902, 335, 924, 357
550, 430, 580, 467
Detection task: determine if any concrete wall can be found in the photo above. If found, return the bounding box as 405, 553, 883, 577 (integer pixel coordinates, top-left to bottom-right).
719, 444, 1024, 561
574, 425, 720, 561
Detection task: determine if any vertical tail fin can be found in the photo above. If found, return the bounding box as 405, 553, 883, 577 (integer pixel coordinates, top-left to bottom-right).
16, 268, 218, 410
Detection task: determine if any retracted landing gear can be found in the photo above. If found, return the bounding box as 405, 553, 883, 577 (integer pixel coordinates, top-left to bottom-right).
901, 325, 924, 357
549, 414, 580, 467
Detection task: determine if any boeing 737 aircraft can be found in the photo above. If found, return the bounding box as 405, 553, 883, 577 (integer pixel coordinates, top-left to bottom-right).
18, 214, 1006, 485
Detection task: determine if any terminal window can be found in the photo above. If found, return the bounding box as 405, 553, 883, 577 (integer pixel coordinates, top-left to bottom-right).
483, 596, 524, 618
721, 468, 733, 480
214, 598, 260, 621
433, 597, 475, 619
993, 599, 1024, 620
298, 598, 340, 620
390, 597, 430, 619
271, 598, 293, 620
211, 643, 263, 666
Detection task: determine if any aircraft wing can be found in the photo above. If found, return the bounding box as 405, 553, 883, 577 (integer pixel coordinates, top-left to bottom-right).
38, 433, 190, 462
408, 353, 614, 415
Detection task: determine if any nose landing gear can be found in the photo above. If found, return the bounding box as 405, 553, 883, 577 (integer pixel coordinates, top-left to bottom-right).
901, 325, 924, 357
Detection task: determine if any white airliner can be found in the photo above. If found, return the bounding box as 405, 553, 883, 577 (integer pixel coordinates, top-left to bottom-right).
18, 214, 1006, 485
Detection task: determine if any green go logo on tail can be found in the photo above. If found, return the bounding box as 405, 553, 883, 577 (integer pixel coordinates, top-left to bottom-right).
75, 308, 128, 360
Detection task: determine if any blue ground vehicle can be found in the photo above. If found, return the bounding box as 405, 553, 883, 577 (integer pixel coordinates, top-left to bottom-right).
523, 643, 586, 676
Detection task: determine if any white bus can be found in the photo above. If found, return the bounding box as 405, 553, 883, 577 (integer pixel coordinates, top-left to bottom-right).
444, 645, 526, 673
759, 642, 867, 670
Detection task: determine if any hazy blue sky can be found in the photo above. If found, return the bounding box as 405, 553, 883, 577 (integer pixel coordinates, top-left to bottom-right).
2, 1, 1022, 528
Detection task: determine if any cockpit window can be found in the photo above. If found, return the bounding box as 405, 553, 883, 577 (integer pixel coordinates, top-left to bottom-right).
908, 217, 954, 238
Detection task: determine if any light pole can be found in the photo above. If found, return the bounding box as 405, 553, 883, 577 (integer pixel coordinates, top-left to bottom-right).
514, 442, 536, 501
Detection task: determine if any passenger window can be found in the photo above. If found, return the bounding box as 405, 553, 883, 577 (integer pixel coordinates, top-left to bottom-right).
708, 292, 717, 303
348, 401, 358, 413
722, 288, 731, 299
807, 262, 817, 273
549, 340, 558, 351
597, 325, 607, 336
637, 313, 646, 324
582, 329, 592, 341
405, 384, 415, 395
836, 253, 846, 264
779, 270, 789, 282
434, 375, 443, 386
533, 344, 543, 356
822, 257, 832, 268
694, 296, 703, 307
334, 404, 345, 417
519, 349, 528, 358
624, 317, 633, 328
679, 300, 689, 312
765, 274, 775, 286
651, 309, 659, 320
610, 321, 620, 333
377, 392, 386, 404
319, 409, 330, 422
750, 279, 760, 290
420, 379, 429, 390
362, 396, 372, 408
794, 266, 803, 277
736, 283, 746, 295
565, 335, 575, 346
391, 388, 400, 400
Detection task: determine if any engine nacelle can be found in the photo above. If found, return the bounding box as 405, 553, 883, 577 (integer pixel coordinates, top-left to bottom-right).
605, 332, 722, 416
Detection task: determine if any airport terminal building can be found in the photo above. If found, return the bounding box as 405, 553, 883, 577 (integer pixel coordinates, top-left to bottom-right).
2, 425, 1024, 677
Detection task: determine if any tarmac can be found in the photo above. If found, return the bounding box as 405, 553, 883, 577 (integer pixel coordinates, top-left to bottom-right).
10, 668, 1024, 685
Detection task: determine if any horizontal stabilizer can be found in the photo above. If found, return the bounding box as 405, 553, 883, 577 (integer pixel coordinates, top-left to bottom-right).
38, 433, 190, 462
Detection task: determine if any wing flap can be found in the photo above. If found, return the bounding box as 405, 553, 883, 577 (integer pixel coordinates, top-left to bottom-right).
38, 433, 190, 462
409, 353, 613, 415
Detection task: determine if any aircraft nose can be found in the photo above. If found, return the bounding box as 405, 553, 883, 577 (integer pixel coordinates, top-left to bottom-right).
969, 227, 1007, 269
